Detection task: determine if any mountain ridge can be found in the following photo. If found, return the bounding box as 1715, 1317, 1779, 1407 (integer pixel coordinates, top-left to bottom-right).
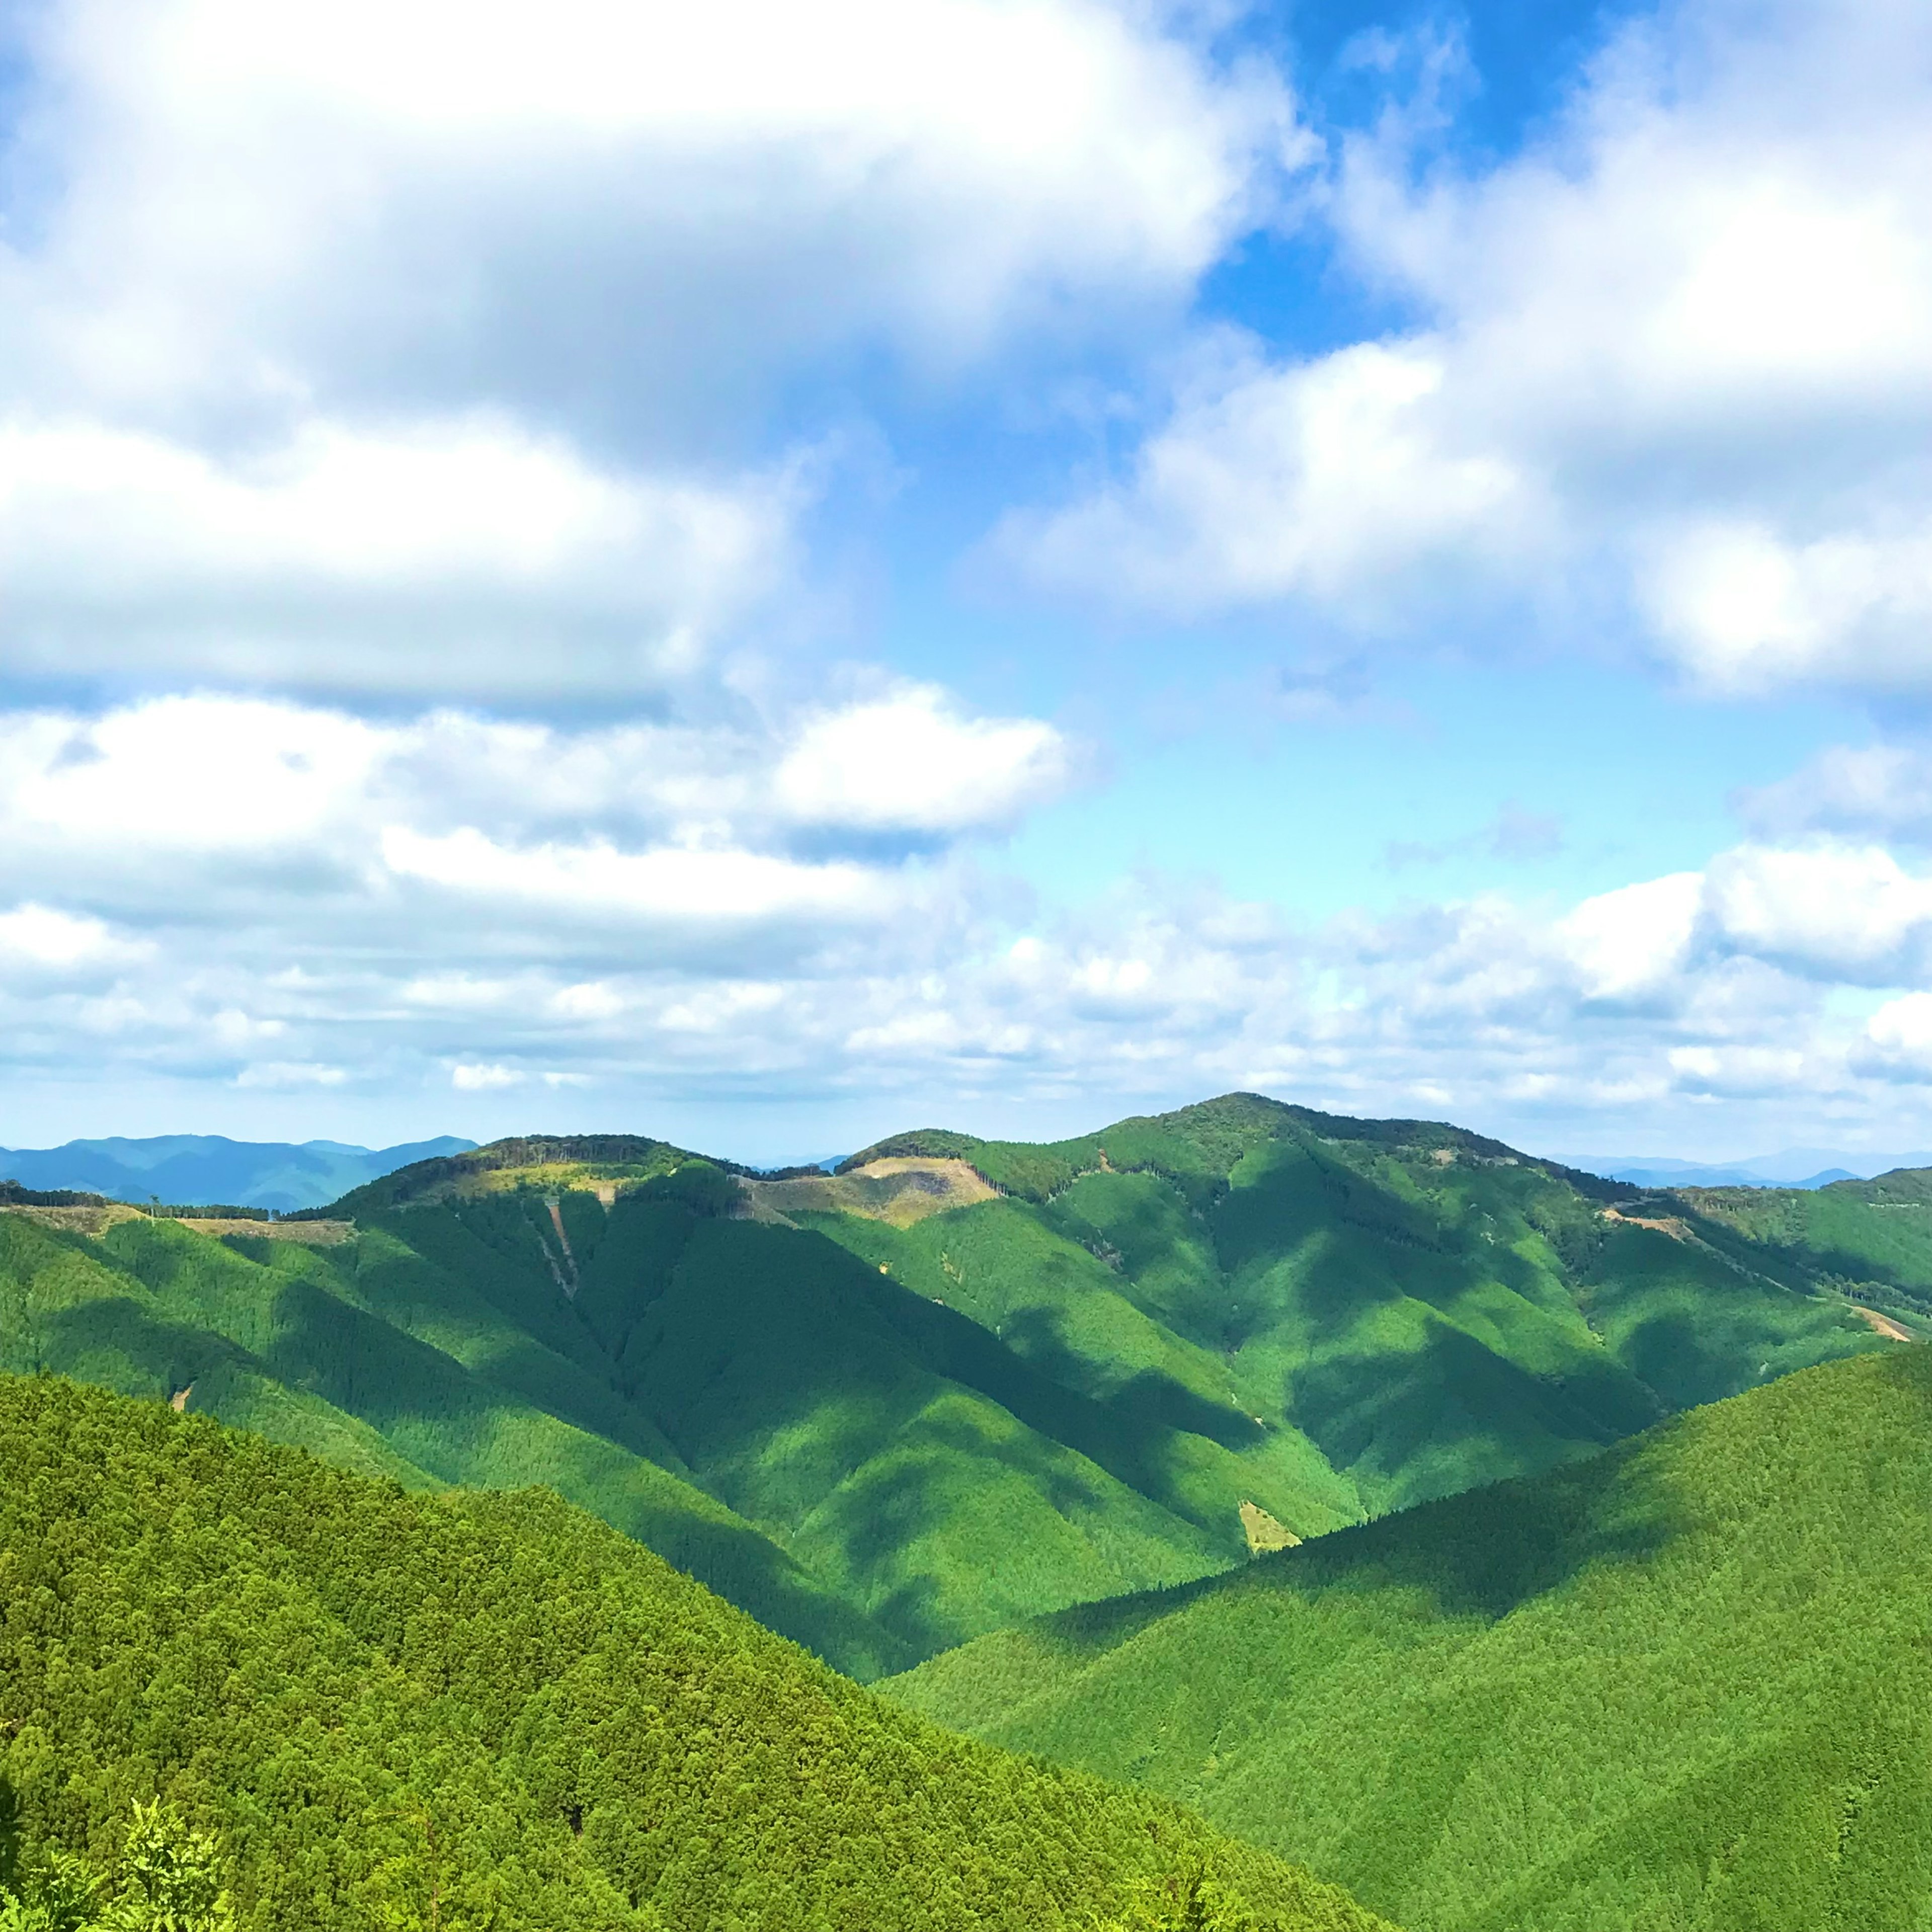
6, 1090, 1924, 1679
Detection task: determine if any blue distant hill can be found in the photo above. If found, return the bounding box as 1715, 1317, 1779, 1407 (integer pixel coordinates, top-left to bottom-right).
0, 1134, 475, 1212
1563, 1148, 1932, 1191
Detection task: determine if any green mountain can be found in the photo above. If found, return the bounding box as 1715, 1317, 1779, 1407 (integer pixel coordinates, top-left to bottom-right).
885, 1344, 1932, 1932
4, 1096, 1921, 1675
0, 1371, 1389, 1932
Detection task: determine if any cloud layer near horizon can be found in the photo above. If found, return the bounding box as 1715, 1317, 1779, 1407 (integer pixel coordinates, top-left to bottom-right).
4, 690, 1932, 1151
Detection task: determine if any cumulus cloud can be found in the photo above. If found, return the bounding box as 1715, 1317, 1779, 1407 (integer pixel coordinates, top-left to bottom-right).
771, 687, 1072, 832
1858, 993, 1932, 1081
0, 417, 799, 693
1001, 0, 1932, 693
11, 0, 1295, 425
0, 0, 1306, 693
0, 903, 142, 975
4, 690, 1921, 1146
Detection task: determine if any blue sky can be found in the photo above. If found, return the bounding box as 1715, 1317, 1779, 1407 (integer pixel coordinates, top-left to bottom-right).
1, 0, 1930, 1166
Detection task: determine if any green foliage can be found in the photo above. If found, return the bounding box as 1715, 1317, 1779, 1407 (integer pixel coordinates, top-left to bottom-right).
97, 1802, 234, 1932
6, 1091, 1915, 1678
889, 1345, 1932, 1932
0, 1849, 102, 1932
1, 1797, 234, 1932
1094, 1865, 1275, 1932
0, 1374, 1386, 1932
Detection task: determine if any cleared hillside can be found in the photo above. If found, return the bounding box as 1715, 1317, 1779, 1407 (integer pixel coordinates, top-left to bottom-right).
0, 1373, 1391, 1932
886, 1344, 1932, 1932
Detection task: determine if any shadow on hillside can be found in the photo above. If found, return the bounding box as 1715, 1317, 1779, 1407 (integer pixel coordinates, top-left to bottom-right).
1281, 1425, 1681, 1623
1280, 1317, 1629, 1516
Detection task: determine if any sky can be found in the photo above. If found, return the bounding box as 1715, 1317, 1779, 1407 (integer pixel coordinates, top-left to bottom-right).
2, 0, 1932, 1166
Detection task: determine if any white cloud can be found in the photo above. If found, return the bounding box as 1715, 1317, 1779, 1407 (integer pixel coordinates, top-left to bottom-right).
1002, 0, 1932, 693
1560, 873, 1703, 1002
0, 903, 140, 972
0, 417, 796, 693
1640, 517, 1932, 694
0, 690, 1076, 915
451, 1062, 523, 1091
0, 0, 1304, 693
771, 686, 1071, 831
9, 0, 1296, 423
2, 781, 1927, 1146
1004, 337, 1535, 612
379, 826, 889, 927
1738, 742, 1932, 845
1703, 843, 1932, 980
1858, 992, 1932, 1081
235, 1060, 348, 1088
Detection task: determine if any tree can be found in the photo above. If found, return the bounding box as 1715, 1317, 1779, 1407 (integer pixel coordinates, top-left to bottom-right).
96, 1802, 234, 1932
1095, 1864, 1266, 1932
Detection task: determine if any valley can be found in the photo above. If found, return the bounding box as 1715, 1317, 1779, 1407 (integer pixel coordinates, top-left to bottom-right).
6, 1090, 1932, 1929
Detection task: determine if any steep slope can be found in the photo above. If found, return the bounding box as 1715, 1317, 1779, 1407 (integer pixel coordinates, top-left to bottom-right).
349, 1166, 1249, 1654
0, 1373, 1391, 1932
886, 1344, 1932, 1932
819, 1093, 1914, 1517
0, 1207, 907, 1676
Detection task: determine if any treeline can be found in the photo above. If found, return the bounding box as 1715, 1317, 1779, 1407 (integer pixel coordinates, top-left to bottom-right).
0, 1181, 114, 1209
0, 1182, 278, 1219
0, 1373, 1388, 1932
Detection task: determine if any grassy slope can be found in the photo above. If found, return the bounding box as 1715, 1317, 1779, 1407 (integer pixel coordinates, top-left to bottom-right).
886, 1344, 1932, 1932
0, 1372, 1391, 1932
0, 1211, 906, 1678
826, 1093, 1905, 1519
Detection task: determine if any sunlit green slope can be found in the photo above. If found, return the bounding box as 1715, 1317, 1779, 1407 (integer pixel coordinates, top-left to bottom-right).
0, 1206, 908, 1676
885, 1345, 1932, 1932
8, 1100, 1919, 1680
821, 1092, 1913, 1517
0, 1373, 1392, 1932
350, 1167, 1244, 1655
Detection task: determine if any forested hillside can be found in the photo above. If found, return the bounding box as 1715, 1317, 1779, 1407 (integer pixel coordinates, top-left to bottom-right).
887, 1345, 1932, 1932
0, 1373, 1389, 1932
3, 1096, 1920, 1674
811, 1093, 1917, 1516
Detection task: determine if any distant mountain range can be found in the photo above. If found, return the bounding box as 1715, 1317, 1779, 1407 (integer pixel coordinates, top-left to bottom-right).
0, 1133, 476, 1211
1564, 1146, 1932, 1190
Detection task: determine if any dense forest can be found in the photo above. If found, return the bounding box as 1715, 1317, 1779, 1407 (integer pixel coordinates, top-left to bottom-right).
7, 1094, 1932, 1927
0, 1373, 1386, 1932
3, 1093, 1920, 1678
888, 1344, 1932, 1931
